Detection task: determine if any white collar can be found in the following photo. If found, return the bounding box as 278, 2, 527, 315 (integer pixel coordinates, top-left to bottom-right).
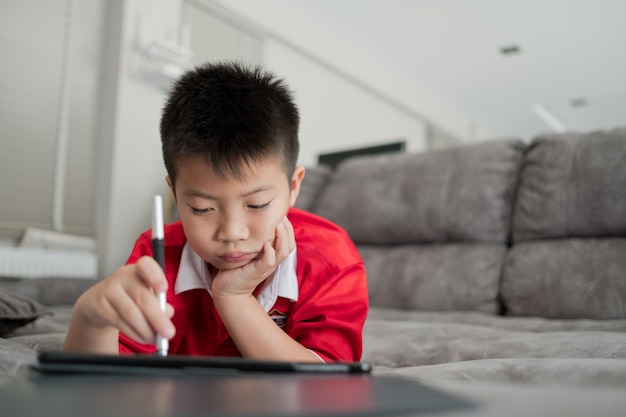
174, 242, 299, 312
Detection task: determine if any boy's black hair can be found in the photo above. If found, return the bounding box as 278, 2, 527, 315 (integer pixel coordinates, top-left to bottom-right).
160, 61, 300, 186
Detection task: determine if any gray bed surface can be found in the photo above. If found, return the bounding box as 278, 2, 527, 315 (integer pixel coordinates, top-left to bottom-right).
1, 304, 72, 378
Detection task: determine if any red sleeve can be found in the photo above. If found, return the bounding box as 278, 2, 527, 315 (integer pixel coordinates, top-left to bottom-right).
118, 233, 158, 355
287, 262, 369, 362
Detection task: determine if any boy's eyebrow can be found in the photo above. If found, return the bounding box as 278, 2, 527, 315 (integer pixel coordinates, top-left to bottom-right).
183, 185, 274, 199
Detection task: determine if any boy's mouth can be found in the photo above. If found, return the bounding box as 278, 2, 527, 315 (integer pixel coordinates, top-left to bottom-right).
219, 251, 257, 263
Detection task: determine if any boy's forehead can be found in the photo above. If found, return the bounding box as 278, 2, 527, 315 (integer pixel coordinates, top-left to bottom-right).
175, 154, 287, 183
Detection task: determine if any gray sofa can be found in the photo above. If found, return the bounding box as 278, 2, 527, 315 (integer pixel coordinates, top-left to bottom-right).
294, 127, 626, 414
1, 127, 625, 416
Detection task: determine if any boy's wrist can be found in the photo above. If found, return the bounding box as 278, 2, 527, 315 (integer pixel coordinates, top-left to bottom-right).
64, 312, 119, 353
212, 291, 255, 305
211, 268, 267, 298
212, 292, 258, 317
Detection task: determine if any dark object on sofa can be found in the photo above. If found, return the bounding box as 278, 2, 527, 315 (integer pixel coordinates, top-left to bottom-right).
0, 278, 91, 377
0, 290, 49, 336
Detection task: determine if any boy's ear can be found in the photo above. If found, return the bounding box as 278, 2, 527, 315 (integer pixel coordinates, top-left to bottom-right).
289, 166, 306, 207
165, 176, 176, 203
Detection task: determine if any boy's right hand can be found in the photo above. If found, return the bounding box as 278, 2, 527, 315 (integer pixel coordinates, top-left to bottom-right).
64, 256, 175, 353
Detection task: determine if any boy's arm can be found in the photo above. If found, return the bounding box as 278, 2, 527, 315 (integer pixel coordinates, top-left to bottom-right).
213, 293, 321, 362
212, 217, 321, 362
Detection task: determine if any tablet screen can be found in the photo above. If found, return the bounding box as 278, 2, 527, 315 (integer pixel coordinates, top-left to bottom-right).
35, 352, 372, 375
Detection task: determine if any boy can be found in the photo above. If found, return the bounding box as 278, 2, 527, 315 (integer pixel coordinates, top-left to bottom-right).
64, 62, 369, 363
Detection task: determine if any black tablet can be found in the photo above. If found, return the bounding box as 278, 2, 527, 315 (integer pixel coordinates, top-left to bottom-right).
35, 351, 372, 376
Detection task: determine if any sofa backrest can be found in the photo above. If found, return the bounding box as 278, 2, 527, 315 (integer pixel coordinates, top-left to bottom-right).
296, 128, 626, 318
299, 139, 525, 314
502, 128, 626, 319
309, 139, 525, 245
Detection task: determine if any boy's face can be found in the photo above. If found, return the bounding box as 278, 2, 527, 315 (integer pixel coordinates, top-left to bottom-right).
167, 155, 304, 273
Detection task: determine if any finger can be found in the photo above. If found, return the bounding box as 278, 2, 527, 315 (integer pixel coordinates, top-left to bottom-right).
113, 287, 175, 343
166, 303, 175, 318
106, 287, 157, 344
125, 275, 176, 341
273, 217, 294, 261
135, 256, 168, 293
273, 218, 287, 256
282, 216, 296, 251
138, 288, 175, 340
107, 264, 175, 343
249, 240, 275, 272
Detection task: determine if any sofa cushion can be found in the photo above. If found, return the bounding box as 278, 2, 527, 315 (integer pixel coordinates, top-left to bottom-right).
363, 318, 626, 368
314, 139, 525, 245
0, 289, 49, 336
358, 243, 504, 313
512, 127, 626, 242
501, 238, 626, 319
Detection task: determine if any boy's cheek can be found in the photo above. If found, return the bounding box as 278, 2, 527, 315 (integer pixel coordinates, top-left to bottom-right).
261, 221, 282, 248
265, 234, 277, 248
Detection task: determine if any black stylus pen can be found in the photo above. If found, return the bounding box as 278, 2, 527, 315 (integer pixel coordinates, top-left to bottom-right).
152, 195, 169, 357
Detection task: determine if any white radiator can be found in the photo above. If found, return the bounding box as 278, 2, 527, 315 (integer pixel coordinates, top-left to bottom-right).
0, 247, 97, 279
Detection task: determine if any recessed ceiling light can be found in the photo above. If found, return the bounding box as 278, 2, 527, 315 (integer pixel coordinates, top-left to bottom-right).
500, 45, 521, 56
570, 97, 587, 108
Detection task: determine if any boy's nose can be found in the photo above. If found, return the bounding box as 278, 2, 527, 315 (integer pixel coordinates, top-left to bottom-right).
216, 217, 248, 242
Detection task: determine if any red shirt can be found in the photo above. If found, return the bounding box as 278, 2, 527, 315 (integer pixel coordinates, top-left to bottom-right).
119, 208, 369, 362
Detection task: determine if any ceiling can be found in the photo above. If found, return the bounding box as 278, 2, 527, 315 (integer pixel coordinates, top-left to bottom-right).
216, 0, 626, 141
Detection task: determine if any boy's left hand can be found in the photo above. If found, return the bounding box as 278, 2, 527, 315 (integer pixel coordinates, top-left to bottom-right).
211, 217, 295, 297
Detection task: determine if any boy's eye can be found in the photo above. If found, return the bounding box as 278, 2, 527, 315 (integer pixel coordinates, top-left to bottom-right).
191, 207, 212, 215
248, 202, 270, 210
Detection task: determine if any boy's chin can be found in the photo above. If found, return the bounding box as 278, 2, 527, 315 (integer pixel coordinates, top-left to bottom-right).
208, 256, 260, 273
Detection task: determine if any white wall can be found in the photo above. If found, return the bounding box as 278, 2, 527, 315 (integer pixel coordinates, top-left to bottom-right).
95, 0, 177, 275
263, 40, 426, 166
0, 0, 104, 240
